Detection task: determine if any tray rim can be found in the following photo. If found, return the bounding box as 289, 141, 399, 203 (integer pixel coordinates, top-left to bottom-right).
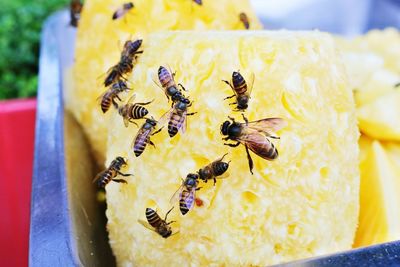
29, 10, 400, 267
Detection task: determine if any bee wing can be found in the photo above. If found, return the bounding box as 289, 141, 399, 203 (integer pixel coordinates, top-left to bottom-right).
183, 187, 196, 211
238, 133, 276, 160
244, 118, 286, 134
126, 93, 136, 104
92, 171, 104, 184
123, 116, 130, 128
138, 219, 156, 232
169, 184, 184, 205
131, 125, 151, 150
158, 108, 174, 128
247, 72, 255, 96
180, 110, 187, 134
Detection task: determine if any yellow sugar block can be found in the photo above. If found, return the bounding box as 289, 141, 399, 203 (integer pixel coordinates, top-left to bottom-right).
66, 0, 262, 164
104, 31, 359, 266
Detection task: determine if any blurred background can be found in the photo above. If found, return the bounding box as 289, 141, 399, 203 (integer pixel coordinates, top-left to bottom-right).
0, 0, 399, 101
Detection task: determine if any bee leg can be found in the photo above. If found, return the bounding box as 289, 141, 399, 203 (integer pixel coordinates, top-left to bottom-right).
213, 178, 217, 186
148, 140, 156, 148
164, 206, 174, 221
178, 83, 187, 91
222, 80, 234, 90
245, 145, 254, 175
187, 112, 197, 116
229, 102, 237, 105
112, 99, 119, 109
112, 178, 128, 184
134, 50, 144, 55
269, 136, 280, 139
151, 127, 163, 136
241, 113, 249, 125
117, 171, 134, 177
128, 119, 139, 126
224, 94, 236, 100
224, 141, 240, 147
166, 220, 176, 225
196, 187, 202, 191
136, 99, 154, 106
227, 116, 235, 122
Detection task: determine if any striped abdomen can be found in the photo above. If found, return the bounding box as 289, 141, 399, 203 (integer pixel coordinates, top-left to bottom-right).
130, 104, 149, 119
133, 130, 150, 157
232, 71, 247, 95
98, 169, 116, 188
145, 208, 163, 228
168, 110, 185, 137
101, 91, 115, 113
179, 189, 194, 215
158, 66, 175, 89
212, 161, 229, 176
247, 135, 279, 160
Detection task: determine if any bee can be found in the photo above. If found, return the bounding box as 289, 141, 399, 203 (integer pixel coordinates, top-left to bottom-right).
198, 154, 230, 185
220, 114, 286, 174
112, 2, 134, 20
171, 173, 201, 215
104, 39, 143, 87
93, 156, 133, 188
157, 66, 186, 103
118, 94, 153, 127
239, 12, 250, 29
222, 71, 254, 111
70, 0, 83, 27
192, 0, 202, 5
98, 80, 130, 113
138, 207, 177, 238
161, 95, 197, 137
132, 118, 162, 157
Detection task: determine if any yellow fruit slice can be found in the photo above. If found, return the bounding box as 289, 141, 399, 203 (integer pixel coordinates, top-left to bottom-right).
65, 0, 262, 164
104, 31, 359, 266
336, 28, 400, 107
357, 90, 400, 141
354, 141, 400, 247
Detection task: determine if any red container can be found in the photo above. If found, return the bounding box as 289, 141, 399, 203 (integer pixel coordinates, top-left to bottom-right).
0, 98, 36, 267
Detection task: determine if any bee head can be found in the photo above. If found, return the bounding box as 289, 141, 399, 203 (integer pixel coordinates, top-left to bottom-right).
115, 156, 127, 166
181, 97, 190, 104
186, 173, 199, 186
146, 118, 157, 126
221, 121, 231, 136
124, 2, 134, 9
158, 66, 167, 75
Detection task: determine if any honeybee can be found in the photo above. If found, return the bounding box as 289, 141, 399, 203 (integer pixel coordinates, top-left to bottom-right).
222, 71, 254, 111
239, 12, 250, 29
98, 80, 130, 113
112, 2, 134, 20
70, 0, 83, 27
198, 154, 230, 185
171, 173, 201, 215
93, 157, 133, 188
160, 95, 197, 137
157, 66, 185, 103
104, 39, 143, 87
132, 118, 162, 157
220, 114, 286, 174
192, 0, 202, 5
118, 94, 152, 127
138, 207, 177, 238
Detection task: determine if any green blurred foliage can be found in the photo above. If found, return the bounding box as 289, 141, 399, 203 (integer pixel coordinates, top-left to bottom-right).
0, 0, 69, 100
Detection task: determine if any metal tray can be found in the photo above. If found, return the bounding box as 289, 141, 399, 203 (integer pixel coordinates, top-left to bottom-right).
29, 9, 400, 267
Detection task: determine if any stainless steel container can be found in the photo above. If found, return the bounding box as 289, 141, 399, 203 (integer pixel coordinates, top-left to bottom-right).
29, 6, 400, 267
